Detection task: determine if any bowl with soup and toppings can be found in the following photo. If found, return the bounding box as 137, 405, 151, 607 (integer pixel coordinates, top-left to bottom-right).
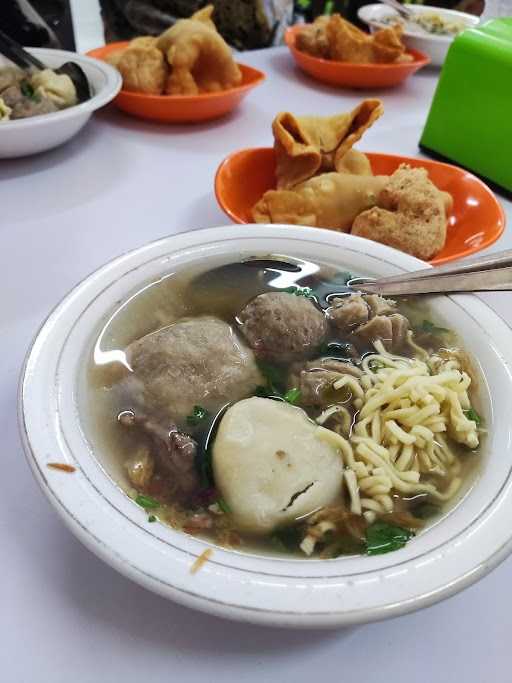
19, 224, 512, 628
358, 4, 479, 66
0, 48, 121, 158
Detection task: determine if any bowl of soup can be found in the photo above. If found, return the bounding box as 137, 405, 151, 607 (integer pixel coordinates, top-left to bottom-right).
0, 48, 121, 158
358, 4, 478, 66
19, 224, 512, 628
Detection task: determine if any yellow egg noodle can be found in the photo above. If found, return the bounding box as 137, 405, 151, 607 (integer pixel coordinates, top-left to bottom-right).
309, 337, 480, 552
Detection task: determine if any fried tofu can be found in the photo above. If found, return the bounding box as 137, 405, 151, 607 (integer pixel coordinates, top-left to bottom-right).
352, 164, 452, 260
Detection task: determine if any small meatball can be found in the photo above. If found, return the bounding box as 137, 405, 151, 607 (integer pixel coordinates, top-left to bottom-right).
213, 398, 343, 534
2, 85, 58, 119
123, 316, 262, 424
289, 358, 362, 406
327, 294, 369, 332
364, 294, 396, 317
355, 315, 393, 348
238, 292, 328, 363
126, 445, 154, 489
1, 85, 25, 109
120, 412, 199, 500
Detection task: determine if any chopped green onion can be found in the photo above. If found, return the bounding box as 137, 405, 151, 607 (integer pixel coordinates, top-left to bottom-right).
135, 494, 160, 510
20, 80, 35, 98
365, 521, 413, 555
419, 319, 450, 335
256, 360, 288, 400
464, 407, 482, 426
369, 359, 386, 372
324, 0, 335, 14
283, 285, 314, 298
186, 405, 209, 426
217, 498, 231, 514
148, 515, 157, 523
284, 388, 302, 405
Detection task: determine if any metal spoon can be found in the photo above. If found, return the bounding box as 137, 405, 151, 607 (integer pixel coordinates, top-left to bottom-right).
0, 28, 90, 103
357, 249, 512, 296
378, 0, 415, 21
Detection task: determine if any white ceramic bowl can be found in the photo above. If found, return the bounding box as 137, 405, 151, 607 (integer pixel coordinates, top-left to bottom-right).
358, 4, 479, 66
0, 48, 121, 158
19, 225, 512, 628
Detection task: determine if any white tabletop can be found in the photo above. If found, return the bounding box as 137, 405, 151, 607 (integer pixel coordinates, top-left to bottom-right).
2, 46, 511, 682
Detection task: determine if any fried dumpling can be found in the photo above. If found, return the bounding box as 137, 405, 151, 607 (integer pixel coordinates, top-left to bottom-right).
273, 100, 383, 189
252, 172, 388, 231
156, 5, 242, 95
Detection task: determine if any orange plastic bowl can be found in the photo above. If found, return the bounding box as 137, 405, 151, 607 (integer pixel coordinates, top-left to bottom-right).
87, 42, 266, 123
285, 25, 430, 89
214, 147, 505, 265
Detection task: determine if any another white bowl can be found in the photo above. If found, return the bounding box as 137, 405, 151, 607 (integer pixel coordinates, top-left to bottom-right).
19, 225, 512, 628
0, 48, 121, 158
358, 4, 479, 66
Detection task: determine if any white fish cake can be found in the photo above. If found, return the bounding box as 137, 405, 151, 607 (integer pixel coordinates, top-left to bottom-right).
213, 397, 343, 533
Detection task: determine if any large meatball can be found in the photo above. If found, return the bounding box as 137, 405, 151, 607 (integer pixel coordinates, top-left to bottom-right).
123, 316, 262, 424
237, 292, 328, 363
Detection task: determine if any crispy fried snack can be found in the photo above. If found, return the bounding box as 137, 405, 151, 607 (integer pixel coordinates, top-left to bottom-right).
295, 15, 330, 59
351, 165, 453, 259
156, 5, 242, 95
372, 24, 412, 63
273, 99, 383, 189
106, 38, 167, 94
252, 173, 388, 231
297, 14, 410, 64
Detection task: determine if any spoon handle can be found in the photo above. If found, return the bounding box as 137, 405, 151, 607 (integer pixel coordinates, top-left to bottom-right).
0, 28, 45, 70
378, 0, 413, 19
359, 265, 512, 295
369, 249, 512, 286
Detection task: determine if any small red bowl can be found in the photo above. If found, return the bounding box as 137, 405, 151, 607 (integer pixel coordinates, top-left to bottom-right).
87, 42, 266, 123
285, 25, 430, 89
214, 147, 505, 265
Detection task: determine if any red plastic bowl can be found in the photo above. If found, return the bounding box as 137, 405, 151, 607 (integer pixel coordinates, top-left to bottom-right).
215, 147, 505, 265
87, 42, 266, 123
285, 25, 430, 89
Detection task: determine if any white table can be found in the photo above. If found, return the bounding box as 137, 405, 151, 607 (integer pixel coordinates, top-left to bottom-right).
2, 47, 511, 682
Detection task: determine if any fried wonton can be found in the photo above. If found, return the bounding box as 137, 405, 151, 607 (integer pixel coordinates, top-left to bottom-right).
295, 15, 330, 59
297, 14, 410, 65
252, 172, 388, 231
328, 15, 408, 64
273, 99, 383, 189
156, 5, 242, 95
352, 165, 452, 259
